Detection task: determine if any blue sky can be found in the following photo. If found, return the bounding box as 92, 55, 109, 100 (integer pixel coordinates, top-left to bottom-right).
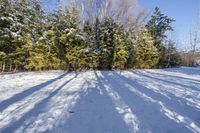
139, 0, 200, 49
42, 0, 58, 12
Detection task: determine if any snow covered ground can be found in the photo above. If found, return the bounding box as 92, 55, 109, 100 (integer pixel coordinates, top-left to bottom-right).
0, 67, 200, 133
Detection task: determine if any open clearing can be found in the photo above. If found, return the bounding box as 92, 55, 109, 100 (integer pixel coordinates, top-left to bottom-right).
0, 67, 200, 133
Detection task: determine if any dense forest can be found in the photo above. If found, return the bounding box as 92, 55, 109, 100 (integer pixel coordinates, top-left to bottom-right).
0, 0, 181, 72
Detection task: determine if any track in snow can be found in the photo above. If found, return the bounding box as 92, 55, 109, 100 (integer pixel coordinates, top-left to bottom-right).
0, 67, 200, 133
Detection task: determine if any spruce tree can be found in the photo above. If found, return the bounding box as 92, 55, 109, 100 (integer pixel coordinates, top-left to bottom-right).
125, 29, 136, 69
99, 17, 116, 70
0, 1, 180, 71
57, 7, 86, 71
146, 7, 175, 68
0, 0, 23, 71
135, 28, 159, 69
83, 21, 99, 69
113, 24, 128, 69
164, 40, 181, 67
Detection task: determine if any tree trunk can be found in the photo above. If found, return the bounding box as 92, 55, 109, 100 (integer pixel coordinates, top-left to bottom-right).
166, 54, 171, 68
2, 62, 5, 72
9, 64, 12, 72
0, 63, 2, 72
14, 64, 18, 72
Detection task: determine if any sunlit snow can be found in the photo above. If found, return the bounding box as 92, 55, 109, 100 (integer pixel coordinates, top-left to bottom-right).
0, 67, 200, 133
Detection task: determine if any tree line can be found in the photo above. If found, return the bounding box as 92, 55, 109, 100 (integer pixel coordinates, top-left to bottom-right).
0, 0, 181, 72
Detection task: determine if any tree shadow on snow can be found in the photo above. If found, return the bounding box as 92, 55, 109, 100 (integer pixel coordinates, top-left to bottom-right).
131, 71, 200, 112
56, 71, 132, 133
117, 71, 200, 126
161, 67, 200, 76
100, 71, 192, 133
142, 70, 200, 91
0, 72, 69, 112
0, 73, 78, 133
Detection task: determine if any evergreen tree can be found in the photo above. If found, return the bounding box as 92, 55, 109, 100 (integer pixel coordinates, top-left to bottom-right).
135, 28, 159, 69
0, 0, 23, 71
146, 7, 175, 67
56, 7, 86, 71
15, 0, 47, 71
99, 18, 116, 70
0, 1, 180, 72
125, 29, 137, 69
164, 40, 181, 67
83, 21, 99, 69
146, 7, 175, 47
46, 12, 68, 69
113, 24, 128, 69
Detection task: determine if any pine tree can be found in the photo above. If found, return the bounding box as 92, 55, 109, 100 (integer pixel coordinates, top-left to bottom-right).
0, 1, 180, 72
55, 7, 87, 71
83, 21, 99, 69
0, 0, 23, 71
146, 7, 175, 47
15, 0, 48, 71
125, 29, 136, 69
113, 24, 128, 69
46, 12, 68, 69
135, 28, 159, 69
15, 33, 33, 71
146, 7, 175, 68
99, 17, 116, 70
43, 28, 63, 70
164, 40, 181, 68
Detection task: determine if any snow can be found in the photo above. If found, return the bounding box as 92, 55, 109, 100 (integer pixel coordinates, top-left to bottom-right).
0, 17, 7, 21
75, 34, 85, 40
39, 36, 46, 41
0, 67, 200, 133
7, 17, 14, 22
11, 32, 18, 38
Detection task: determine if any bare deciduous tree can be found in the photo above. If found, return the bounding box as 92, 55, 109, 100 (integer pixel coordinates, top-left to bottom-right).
189, 13, 200, 66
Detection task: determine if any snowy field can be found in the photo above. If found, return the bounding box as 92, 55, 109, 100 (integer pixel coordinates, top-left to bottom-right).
0, 67, 200, 133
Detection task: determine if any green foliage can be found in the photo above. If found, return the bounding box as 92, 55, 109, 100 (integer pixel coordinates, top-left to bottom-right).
163, 41, 181, 67
65, 29, 86, 70
146, 7, 175, 68
146, 7, 175, 44
125, 30, 136, 69
0, 51, 6, 67
25, 44, 59, 70
0, 1, 180, 72
135, 28, 159, 69
113, 25, 128, 69
98, 18, 116, 70
83, 21, 99, 69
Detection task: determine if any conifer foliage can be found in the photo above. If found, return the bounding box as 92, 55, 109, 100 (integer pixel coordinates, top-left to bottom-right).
145, 7, 177, 68
0, 1, 181, 72
134, 28, 159, 69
